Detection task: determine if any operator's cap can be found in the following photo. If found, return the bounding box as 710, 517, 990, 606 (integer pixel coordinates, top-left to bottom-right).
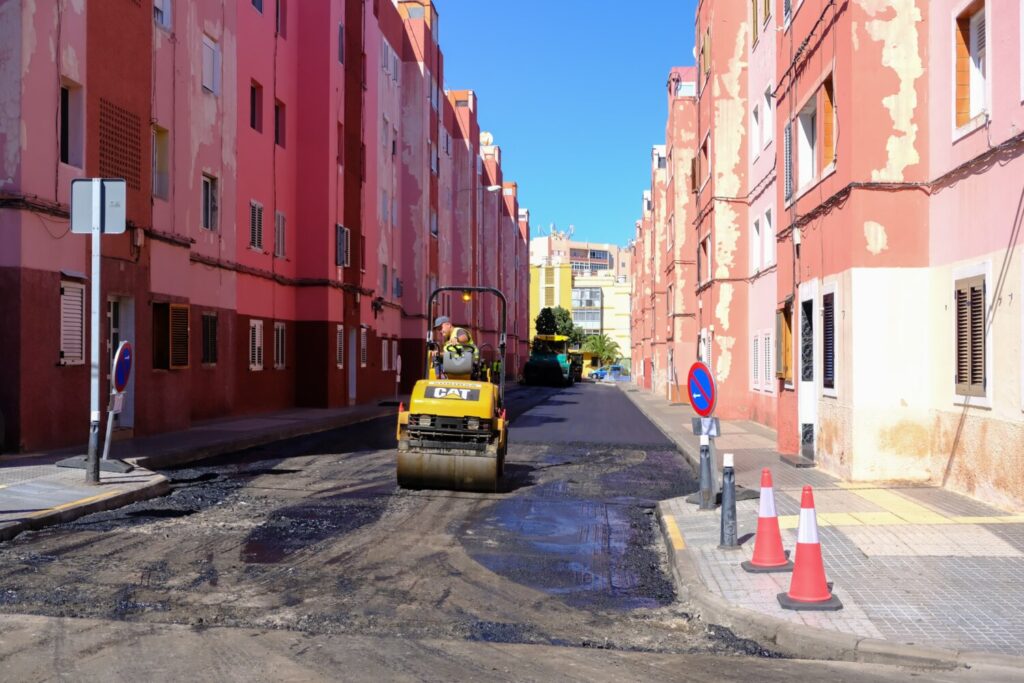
433, 316, 450, 328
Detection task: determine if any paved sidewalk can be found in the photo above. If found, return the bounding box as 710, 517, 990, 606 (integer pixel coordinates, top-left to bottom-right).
621, 385, 1024, 668
0, 463, 169, 543
0, 399, 405, 542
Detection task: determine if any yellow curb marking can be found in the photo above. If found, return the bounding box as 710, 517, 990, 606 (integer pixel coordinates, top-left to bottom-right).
27, 490, 123, 518
664, 514, 686, 550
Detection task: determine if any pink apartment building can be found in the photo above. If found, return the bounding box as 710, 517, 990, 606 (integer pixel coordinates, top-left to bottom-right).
633, 0, 1024, 509
0, 0, 529, 454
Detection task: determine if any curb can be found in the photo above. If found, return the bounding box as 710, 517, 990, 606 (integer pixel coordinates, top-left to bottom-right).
126, 409, 396, 470
0, 475, 171, 543
656, 499, 1024, 671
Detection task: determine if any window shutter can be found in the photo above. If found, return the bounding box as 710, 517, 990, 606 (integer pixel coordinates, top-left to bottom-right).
784, 124, 793, 199
250, 320, 264, 370
360, 327, 367, 367
970, 280, 985, 390
823, 293, 835, 389
275, 212, 285, 257
955, 276, 985, 397
775, 309, 786, 379
955, 286, 970, 392
763, 332, 772, 389
382, 339, 389, 371
753, 335, 760, 387
336, 324, 345, 367
60, 282, 86, 365
169, 304, 190, 369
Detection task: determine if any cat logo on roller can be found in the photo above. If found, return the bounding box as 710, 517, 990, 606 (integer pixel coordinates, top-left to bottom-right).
430, 386, 480, 400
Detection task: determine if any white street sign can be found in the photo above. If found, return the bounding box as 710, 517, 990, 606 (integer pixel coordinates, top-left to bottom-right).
71, 178, 127, 234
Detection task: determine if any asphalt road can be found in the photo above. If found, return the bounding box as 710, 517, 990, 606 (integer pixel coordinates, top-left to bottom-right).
0, 384, 1015, 681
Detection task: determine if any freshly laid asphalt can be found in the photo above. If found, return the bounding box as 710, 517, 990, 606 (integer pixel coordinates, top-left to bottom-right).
0, 383, 1015, 681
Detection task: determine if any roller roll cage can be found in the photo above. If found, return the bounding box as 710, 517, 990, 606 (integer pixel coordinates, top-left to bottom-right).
424, 286, 508, 398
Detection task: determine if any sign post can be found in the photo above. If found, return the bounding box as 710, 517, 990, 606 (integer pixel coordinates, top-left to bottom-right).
687, 362, 718, 511
99, 341, 134, 469
64, 178, 127, 483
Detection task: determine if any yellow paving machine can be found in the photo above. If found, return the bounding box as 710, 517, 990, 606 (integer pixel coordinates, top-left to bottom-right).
396, 286, 509, 492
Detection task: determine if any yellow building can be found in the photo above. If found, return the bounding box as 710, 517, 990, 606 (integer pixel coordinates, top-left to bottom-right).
573, 271, 632, 370
528, 263, 572, 339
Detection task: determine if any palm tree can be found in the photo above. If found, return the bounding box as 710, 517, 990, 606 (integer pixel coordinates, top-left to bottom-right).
582, 334, 621, 367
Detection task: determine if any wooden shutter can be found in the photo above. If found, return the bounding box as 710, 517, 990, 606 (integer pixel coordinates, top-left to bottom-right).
955, 276, 985, 397
169, 304, 190, 369
823, 293, 835, 389
822, 77, 835, 166
956, 15, 971, 127
751, 0, 758, 40
59, 282, 86, 365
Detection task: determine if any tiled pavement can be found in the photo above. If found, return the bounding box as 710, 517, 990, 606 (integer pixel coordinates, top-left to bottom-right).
623, 386, 1024, 657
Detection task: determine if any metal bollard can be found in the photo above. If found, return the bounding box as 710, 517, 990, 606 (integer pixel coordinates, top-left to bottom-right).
719, 452, 739, 549
698, 435, 715, 510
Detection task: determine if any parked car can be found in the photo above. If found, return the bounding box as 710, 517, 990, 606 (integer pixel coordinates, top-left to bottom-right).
589, 366, 608, 380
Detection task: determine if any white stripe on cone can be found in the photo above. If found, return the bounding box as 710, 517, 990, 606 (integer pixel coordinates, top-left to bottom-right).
758, 486, 777, 518
797, 506, 819, 544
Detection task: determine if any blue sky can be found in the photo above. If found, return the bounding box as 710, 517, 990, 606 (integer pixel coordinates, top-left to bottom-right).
435, 1, 696, 247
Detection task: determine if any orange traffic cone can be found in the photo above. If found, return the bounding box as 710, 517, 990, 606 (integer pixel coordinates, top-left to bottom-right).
777, 485, 842, 611
741, 468, 793, 573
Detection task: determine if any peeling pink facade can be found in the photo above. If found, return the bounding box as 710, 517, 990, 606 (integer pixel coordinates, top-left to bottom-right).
631, 0, 1024, 509
0, 0, 528, 454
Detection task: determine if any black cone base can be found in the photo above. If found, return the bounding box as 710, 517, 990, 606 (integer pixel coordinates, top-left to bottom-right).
742, 559, 794, 573
777, 591, 843, 611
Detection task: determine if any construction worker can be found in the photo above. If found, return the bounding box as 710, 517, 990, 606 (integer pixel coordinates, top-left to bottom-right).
433, 316, 480, 365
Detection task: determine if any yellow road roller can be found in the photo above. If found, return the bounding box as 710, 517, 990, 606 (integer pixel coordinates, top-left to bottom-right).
396, 286, 509, 491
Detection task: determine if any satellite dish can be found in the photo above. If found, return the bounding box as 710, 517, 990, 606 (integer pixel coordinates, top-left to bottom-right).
480, 131, 494, 146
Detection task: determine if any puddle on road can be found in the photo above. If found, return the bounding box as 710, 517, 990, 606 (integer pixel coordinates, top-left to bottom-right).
458, 446, 693, 611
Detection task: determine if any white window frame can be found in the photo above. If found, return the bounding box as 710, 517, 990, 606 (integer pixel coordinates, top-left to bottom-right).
763, 86, 774, 147
360, 327, 368, 368
336, 324, 345, 368
762, 330, 774, 394
797, 99, 817, 190
201, 34, 221, 95
152, 126, 170, 200
59, 280, 86, 366
273, 321, 286, 370
249, 319, 264, 371
952, 260, 993, 408
249, 200, 264, 250
763, 209, 775, 266
202, 174, 218, 230
751, 218, 762, 274
751, 105, 761, 158
154, 0, 172, 30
